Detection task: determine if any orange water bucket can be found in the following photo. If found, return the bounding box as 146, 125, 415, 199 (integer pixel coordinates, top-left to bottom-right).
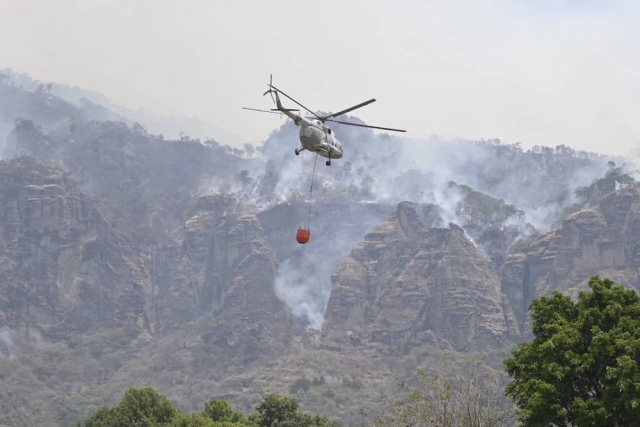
296, 228, 310, 244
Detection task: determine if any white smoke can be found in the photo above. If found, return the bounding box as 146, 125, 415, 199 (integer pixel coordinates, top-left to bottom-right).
250, 118, 620, 330
271, 198, 387, 331
0, 123, 12, 160
0, 326, 16, 360
274, 257, 327, 331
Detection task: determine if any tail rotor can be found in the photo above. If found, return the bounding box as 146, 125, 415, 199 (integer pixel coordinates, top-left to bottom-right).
263, 74, 275, 104
243, 74, 299, 118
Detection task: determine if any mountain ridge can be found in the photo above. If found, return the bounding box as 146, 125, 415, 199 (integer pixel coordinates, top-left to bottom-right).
0, 71, 638, 426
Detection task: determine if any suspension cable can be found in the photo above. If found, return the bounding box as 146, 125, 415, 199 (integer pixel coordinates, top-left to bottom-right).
306, 154, 318, 230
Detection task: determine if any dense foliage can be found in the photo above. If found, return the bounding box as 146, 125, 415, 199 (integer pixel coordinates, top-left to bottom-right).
79, 388, 341, 427
504, 276, 640, 426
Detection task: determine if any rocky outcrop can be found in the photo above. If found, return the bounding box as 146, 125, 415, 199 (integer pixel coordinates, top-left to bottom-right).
0, 158, 292, 356
322, 202, 519, 353
167, 195, 289, 321
502, 184, 640, 336
150, 195, 293, 361
0, 156, 152, 340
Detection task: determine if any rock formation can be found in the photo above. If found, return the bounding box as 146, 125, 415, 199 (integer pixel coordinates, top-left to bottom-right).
153, 194, 293, 356
1, 76, 633, 426
323, 202, 519, 353
502, 183, 640, 336
0, 155, 291, 348
0, 156, 152, 340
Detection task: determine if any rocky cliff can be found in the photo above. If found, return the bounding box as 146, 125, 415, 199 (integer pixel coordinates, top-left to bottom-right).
0, 77, 634, 426
502, 183, 640, 336
0, 156, 152, 341
323, 202, 519, 353
0, 153, 292, 347
154, 194, 293, 362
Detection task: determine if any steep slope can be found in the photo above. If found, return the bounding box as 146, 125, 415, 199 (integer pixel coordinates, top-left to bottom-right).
1, 71, 635, 427
0, 156, 152, 340
322, 202, 519, 353
502, 183, 640, 335
0, 166, 295, 425
153, 194, 293, 358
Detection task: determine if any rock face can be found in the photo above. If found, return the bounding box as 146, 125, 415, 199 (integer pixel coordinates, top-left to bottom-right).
322, 202, 519, 353
502, 184, 640, 336
0, 156, 152, 339
0, 156, 290, 350
1, 116, 294, 347
153, 195, 292, 345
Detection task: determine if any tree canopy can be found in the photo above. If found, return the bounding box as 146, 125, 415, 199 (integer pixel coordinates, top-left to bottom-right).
504, 276, 640, 426
81, 387, 181, 427
79, 389, 340, 427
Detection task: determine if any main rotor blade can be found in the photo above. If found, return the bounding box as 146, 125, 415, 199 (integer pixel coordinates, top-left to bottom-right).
269, 84, 321, 120
242, 107, 282, 115
321, 98, 376, 120
325, 118, 407, 133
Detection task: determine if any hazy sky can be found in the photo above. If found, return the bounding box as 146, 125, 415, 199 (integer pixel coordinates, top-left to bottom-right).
1, 0, 639, 155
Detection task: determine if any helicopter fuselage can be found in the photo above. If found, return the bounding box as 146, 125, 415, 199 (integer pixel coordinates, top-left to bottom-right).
283, 109, 343, 163
298, 119, 343, 160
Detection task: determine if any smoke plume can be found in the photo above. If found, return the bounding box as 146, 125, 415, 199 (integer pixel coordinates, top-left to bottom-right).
249, 115, 623, 330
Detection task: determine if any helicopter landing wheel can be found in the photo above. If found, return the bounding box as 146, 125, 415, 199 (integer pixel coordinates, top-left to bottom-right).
295, 149, 300, 156
326, 160, 331, 166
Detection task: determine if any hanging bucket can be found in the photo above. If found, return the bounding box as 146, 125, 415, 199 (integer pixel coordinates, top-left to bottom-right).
296, 227, 311, 244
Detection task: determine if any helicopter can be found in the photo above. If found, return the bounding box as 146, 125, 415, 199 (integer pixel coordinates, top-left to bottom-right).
243, 75, 406, 166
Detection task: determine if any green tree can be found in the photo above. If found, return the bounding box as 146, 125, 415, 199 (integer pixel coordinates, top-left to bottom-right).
81, 407, 118, 427
82, 387, 182, 427
504, 276, 640, 426
249, 394, 340, 427
249, 394, 297, 427
201, 399, 247, 424
79, 389, 338, 427
171, 413, 249, 427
